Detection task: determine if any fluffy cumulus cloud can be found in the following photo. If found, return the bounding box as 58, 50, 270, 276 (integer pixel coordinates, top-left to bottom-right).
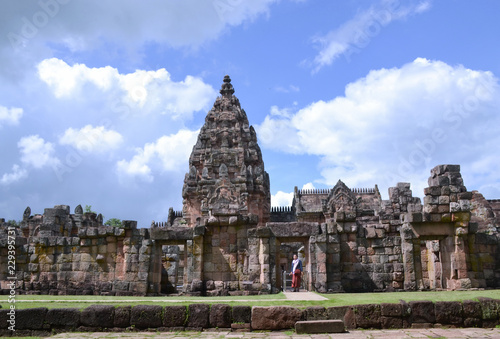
0, 164, 28, 185
0, 106, 23, 127
310, 0, 432, 71
38, 58, 216, 119
271, 182, 316, 206
117, 129, 199, 182
18, 135, 60, 169
59, 125, 123, 154
257, 58, 500, 197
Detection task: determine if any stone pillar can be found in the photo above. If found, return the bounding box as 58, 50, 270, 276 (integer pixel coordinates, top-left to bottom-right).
147, 241, 162, 294
246, 230, 260, 290
326, 220, 342, 292
400, 223, 416, 290
192, 234, 204, 282
313, 232, 327, 293
269, 236, 279, 293
258, 229, 271, 292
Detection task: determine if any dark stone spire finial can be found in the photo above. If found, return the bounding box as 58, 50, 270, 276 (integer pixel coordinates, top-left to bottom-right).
220, 75, 234, 97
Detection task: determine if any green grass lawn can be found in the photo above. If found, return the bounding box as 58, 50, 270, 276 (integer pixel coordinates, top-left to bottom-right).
1, 289, 499, 310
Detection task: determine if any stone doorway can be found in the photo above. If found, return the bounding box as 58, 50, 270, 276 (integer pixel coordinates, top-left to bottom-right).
150, 240, 188, 295
274, 238, 311, 292
412, 235, 455, 290
160, 244, 186, 294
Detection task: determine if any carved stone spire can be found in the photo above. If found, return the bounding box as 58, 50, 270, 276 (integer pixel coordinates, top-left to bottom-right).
220, 75, 234, 98
181, 75, 270, 227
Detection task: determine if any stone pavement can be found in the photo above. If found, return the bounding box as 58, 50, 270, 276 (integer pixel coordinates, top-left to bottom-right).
283, 291, 328, 301
50, 328, 500, 339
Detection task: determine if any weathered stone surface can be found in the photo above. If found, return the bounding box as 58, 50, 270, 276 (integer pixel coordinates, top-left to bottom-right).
435, 301, 463, 326
326, 306, 349, 320
477, 297, 499, 321
463, 300, 482, 319
209, 304, 231, 328
150, 227, 193, 241
163, 306, 186, 327
187, 304, 210, 328
130, 305, 163, 329
463, 299, 483, 328
303, 306, 327, 320
46, 308, 80, 328
232, 305, 251, 323
16, 308, 47, 330
114, 306, 131, 328
251, 306, 302, 330
80, 305, 114, 328
295, 320, 344, 334
343, 307, 357, 330
409, 301, 435, 324
267, 222, 320, 237
381, 316, 403, 329
354, 304, 381, 329
381, 303, 402, 317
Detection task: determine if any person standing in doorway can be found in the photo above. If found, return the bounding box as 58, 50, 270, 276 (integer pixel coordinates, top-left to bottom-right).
289, 254, 303, 292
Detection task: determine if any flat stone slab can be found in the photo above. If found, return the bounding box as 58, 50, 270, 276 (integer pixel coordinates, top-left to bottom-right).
295, 319, 345, 334
283, 291, 328, 300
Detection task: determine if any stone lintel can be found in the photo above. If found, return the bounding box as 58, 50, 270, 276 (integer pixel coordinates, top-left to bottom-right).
410, 222, 455, 238
266, 222, 320, 237
150, 227, 194, 241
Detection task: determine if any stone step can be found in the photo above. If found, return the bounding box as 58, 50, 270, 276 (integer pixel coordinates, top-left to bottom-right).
295, 319, 345, 334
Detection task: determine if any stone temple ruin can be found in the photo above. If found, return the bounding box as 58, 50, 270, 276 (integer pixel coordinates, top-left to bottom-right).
1, 76, 499, 296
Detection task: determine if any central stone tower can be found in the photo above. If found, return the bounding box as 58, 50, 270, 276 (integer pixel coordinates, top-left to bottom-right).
181, 75, 270, 227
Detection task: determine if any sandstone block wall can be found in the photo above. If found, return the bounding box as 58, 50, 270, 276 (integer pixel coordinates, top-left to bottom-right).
1, 299, 500, 336
0, 208, 154, 296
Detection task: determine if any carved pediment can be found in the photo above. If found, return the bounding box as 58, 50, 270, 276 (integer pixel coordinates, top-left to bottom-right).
324, 180, 358, 214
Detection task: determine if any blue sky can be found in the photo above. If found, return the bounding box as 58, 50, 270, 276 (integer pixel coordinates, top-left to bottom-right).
1, 0, 500, 226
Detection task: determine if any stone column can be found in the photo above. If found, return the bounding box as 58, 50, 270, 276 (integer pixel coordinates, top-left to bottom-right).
400, 223, 417, 290
313, 232, 327, 293
257, 227, 271, 292
246, 229, 260, 290
147, 240, 162, 294
269, 235, 279, 293
192, 234, 204, 282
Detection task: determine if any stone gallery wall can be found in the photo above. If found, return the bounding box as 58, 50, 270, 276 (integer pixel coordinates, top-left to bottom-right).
1, 298, 500, 336
0, 208, 153, 296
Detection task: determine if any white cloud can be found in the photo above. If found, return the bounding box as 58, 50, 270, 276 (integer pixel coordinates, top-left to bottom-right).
0, 106, 23, 127
271, 191, 294, 207
117, 129, 199, 182
302, 182, 316, 190
310, 0, 432, 71
271, 183, 316, 206
256, 114, 302, 154
257, 58, 500, 196
0, 164, 28, 185
38, 58, 217, 119
1, 1, 279, 51
59, 125, 123, 154
18, 135, 60, 169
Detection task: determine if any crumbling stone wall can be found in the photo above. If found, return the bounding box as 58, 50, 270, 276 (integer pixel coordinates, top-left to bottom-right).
0, 205, 155, 296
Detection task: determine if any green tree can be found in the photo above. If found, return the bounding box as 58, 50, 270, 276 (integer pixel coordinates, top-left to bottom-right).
7, 220, 20, 227
104, 218, 122, 227
84, 205, 96, 213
